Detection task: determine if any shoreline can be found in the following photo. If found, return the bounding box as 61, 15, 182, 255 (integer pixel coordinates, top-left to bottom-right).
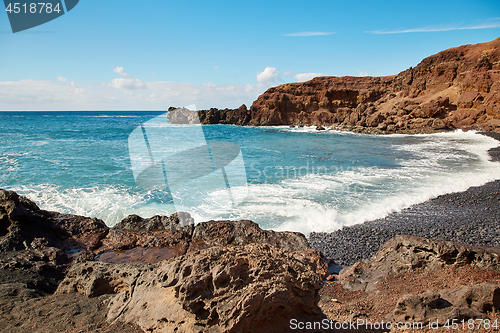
308, 131, 500, 266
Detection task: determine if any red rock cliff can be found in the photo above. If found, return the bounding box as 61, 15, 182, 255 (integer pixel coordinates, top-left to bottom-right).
192, 38, 500, 133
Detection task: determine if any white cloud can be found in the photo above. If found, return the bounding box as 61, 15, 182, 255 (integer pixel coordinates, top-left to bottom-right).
110, 78, 148, 89
357, 71, 368, 77
1, 66, 320, 110
111, 67, 147, 90
283, 71, 295, 77
113, 66, 128, 77
367, 18, 500, 34
282, 31, 335, 37
0, 80, 113, 108
0, 78, 267, 111
257, 67, 281, 85
151, 71, 156, 76
294, 73, 323, 82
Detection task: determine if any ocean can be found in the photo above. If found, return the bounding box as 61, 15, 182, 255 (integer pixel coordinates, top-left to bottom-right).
1, 111, 500, 234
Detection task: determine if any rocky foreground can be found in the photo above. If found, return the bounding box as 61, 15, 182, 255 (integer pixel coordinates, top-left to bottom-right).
169, 37, 500, 134
1, 189, 500, 332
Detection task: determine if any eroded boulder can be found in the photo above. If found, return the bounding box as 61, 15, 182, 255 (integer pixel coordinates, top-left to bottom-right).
189, 219, 310, 253
0, 189, 109, 252
57, 244, 325, 333
391, 283, 500, 324
339, 235, 500, 291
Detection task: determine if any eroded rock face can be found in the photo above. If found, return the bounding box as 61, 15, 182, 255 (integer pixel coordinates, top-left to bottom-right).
189, 38, 500, 133
391, 283, 500, 324
57, 244, 325, 333
339, 235, 500, 291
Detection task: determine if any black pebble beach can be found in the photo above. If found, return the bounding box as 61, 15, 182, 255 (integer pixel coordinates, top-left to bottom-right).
308, 132, 500, 266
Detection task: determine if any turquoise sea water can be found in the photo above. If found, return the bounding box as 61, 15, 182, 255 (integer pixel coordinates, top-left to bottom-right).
1, 111, 500, 234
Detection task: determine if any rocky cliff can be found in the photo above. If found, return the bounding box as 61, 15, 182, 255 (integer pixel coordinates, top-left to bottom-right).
179, 37, 500, 133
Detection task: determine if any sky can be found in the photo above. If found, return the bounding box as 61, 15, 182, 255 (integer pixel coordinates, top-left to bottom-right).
0, 0, 499, 111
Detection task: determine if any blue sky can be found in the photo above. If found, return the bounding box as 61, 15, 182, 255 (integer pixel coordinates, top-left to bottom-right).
0, 0, 499, 110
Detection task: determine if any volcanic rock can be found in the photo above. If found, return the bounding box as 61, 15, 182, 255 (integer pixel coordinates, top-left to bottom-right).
100, 213, 194, 256
0, 189, 108, 253
115, 213, 195, 233
57, 244, 325, 333
0, 282, 144, 333
165, 107, 200, 124
391, 283, 500, 324
1, 189, 329, 331
339, 235, 500, 292
188, 219, 310, 252
0, 189, 110, 292
168, 104, 251, 125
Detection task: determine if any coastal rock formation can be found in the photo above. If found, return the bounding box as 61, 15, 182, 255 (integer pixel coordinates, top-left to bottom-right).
0, 189, 320, 265
5, 188, 500, 331
0, 189, 109, 292
391, 283, 500, 324
186, 38, 500, 133
189, 219, 310, 253
100, 214, 195, 257
0, 189, 108, 253
0, 190, 144, 331
338, 235, 500, 292
197, 104, 252, 125
168, 105, 251, 125
318, 235, 500, 328
99, 217, 329, 277
57, 244, 324, 333
0, 189, 328, 332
